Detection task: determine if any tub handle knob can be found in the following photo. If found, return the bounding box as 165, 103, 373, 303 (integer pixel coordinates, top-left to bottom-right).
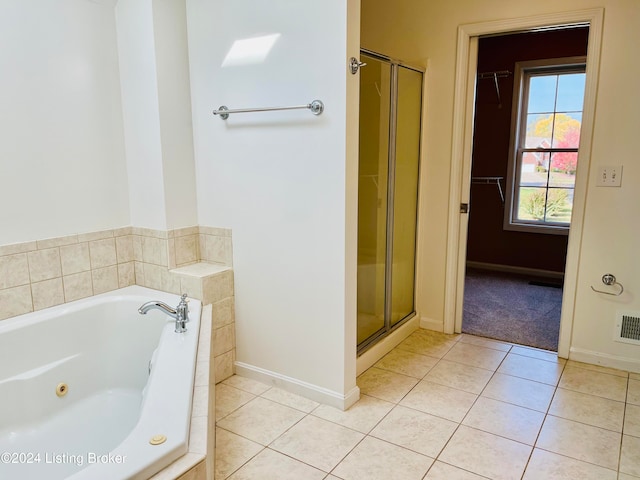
173, 293, 190, 333
178, 294, 189, 323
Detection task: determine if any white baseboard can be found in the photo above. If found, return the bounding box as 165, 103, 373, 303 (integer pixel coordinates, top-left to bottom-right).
420, 316, 444, 332
356, 316, 419, 376
234, 362, 360, 411
569, 347, 640, 374
466, 261, 564, 280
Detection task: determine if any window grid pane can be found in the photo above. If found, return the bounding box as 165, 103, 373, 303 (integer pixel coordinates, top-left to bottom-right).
544, 187, 573, 224
512, 65, 584, 230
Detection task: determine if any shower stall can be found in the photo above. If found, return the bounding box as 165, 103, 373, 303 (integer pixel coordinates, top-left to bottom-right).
357, 50, 423, 353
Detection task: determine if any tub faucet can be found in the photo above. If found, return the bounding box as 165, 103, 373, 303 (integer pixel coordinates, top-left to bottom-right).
138, 294, 189, 333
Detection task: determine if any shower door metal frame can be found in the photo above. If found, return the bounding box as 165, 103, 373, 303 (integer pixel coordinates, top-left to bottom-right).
357, 49, 425, 354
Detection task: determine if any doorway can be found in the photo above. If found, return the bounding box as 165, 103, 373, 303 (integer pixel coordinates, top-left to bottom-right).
356, 50, 423, 353
461, 28, 588, 351
444, 8, 604, 358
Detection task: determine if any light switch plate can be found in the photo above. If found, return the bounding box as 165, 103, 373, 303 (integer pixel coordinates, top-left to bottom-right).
597, 165, 623, 187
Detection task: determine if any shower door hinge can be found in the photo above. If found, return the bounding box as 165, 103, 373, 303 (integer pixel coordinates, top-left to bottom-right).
460, 203, 469, 214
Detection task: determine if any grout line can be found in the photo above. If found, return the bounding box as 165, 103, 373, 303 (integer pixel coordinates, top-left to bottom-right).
424, 459, 494, 479
618, 376, 630, 473
214, 429, 265, 480
222, 335, 640, 479
521, 360, 565, 479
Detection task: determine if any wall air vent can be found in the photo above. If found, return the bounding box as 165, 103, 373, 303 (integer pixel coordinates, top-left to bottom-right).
615, 312, 640, 345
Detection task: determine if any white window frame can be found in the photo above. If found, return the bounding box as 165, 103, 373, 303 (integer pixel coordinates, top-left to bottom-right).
504, 56, 587, 235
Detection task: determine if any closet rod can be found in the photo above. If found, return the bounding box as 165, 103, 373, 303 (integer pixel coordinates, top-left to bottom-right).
471, 176, 504, 204
477, 70, 511, 79
477, 70, 511, 108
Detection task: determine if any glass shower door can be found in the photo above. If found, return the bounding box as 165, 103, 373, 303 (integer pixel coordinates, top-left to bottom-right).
357, 54, 391, 345
357, 51, 423, 351
390, 66, 422, 327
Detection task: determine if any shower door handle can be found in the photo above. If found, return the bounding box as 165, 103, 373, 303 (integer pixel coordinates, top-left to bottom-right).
349, 57, 367, 74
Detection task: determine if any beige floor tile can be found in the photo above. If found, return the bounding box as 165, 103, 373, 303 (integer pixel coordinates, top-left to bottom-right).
227, 448, 326, 480
332, 436, 433, 480
396, 330, 459, 358
625, 404, 640, 437
459, 334, 513, 352
216, 397, 305, 445
357, 367, 418, 403
462, 396, 544, 445
222, 375, 271, 395
374, 348, 438, 378
223, 375, 271, 395
511, 345, 563, 363
482, 372, 555, 412
423, 461, 487, 479
621, 434, 640, 477
270, 415, 364, 472
438, 425, 531, 480
536, 415, 621, 470
215, 427, 263, 479
260, 387, 320, 413
559, 366, 628, 402
628, 379, 640, 405
215, 384, 256, 420
442, 342, 507, 371
631, 372, 640, 381
424, 359, 493, 394
522, 448, 617, 480
400, 380, 477, 423
311, 394, 394, 434
549, 388, 625, 432
497, 352, 564, 385
566, 360, 628, 377
619, 473, 640, 480
370, 405, 457, 458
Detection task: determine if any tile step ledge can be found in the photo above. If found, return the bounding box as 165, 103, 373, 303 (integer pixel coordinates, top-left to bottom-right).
171, 262, 231, 278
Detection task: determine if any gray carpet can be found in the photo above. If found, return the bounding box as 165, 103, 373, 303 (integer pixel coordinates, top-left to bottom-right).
462, 268, 563, 351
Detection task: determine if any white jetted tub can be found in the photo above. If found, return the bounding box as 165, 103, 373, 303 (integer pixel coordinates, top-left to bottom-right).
0, 286, 202, 480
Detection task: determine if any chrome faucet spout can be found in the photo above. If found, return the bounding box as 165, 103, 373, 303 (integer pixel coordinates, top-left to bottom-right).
138, 301, 177, 316
138, 294, 190, 333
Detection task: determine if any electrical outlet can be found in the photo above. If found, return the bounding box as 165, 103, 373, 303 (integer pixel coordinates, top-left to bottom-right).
597, 165, 623, 187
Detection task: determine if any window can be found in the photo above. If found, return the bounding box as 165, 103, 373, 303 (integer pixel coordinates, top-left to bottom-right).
505, 57, 586, 234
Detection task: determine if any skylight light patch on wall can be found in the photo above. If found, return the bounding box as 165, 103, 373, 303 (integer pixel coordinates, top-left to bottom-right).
221, 33, 281, 67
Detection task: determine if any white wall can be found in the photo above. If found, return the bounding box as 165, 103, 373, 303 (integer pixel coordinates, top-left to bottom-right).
116, 0, 167, 231
362, 0, 640, 368
152, 0, 198, 230
0, 0, 130, 245
116, 0, 198, 232
187, 0, 360, 405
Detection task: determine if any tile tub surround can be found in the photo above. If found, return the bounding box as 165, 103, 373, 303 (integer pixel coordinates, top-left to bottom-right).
150, 305, 216, 480
171, 263, 236, 383
0, 225, 237, 383
0, 227, 136, 320
0, 225, 232, 319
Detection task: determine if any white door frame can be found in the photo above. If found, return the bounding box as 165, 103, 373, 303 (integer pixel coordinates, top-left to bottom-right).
443, 8, 604, 358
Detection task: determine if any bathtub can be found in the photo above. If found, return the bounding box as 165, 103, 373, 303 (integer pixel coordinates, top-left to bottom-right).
0, 286, 202, 480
